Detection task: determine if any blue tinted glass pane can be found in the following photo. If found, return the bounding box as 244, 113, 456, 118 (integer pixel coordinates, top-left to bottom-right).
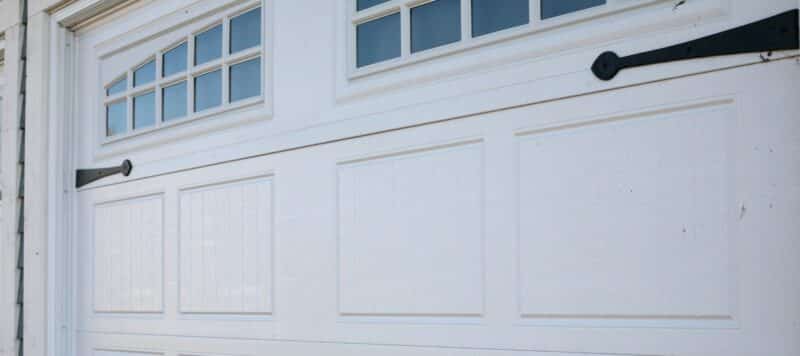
163, 43, 187, 77
357, 0, 389, 11
194, 70, 222, 112
133, 60, 155, 87
230, 8, 261, 54
195, 25, 223, 65
230, 58, 261, 102
106, 101, 127, 136
162, 81, 187, 122
471, 0, 529, 37
541, 0, 605, 19
356, 13, 400, 67
411, 0, 461, 53
133, 91, 155, 129
107, 78, 127, 96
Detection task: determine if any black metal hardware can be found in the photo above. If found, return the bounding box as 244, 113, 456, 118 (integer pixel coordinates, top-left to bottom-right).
76, 159, 133, 188
592, 9, 799, 80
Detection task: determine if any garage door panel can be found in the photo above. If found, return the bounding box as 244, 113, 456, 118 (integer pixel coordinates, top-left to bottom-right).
79, 333, 646, 356
94, 350, 162, 356
337, 140, 485, 317
93, 194, 165, 314
515, 101, 735, 326
178, 175, 274, 315
78, 165, 280, 340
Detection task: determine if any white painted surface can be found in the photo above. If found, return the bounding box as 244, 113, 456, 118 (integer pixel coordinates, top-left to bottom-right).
338, 142, 484, 317
178, 176, 273, 314
516, 106, 733, 324
37, 0, 800, 356
0, 62, 7, 356
93, 194, 163, 313
66, 0, 800, 183
71, 59, 800, 356
0, 26, 21, 356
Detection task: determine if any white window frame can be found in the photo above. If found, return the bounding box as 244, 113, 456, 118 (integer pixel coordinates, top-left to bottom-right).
100, 1, 266, 144
346, 0, 662, 79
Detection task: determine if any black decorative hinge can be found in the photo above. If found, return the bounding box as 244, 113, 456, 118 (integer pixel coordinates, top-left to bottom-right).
592, 9, 799, 80
76, 159, 133, 188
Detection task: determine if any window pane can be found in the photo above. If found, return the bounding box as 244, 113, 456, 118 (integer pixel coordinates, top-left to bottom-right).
357, 0, 389, 11
230, 58, 261, 102
411, 0, 461, 53
162, 81, 187, 122
163, 42, 188, 77
107, 78, 127, 96
194, 70, 222, 112
356, 13, 400, 67
106, 101, 127, 136
471, 0, 529, 37
133, 60, 156, 87
541, 0, 605, 19
195, 25, 223, 66
133, 91, 156, 129
230, 8, 261, 54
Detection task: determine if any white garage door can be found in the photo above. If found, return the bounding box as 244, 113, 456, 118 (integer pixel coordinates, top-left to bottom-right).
65, 1, 799, 356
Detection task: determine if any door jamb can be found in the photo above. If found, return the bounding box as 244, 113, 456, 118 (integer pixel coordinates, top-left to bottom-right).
48, 2, 106, 356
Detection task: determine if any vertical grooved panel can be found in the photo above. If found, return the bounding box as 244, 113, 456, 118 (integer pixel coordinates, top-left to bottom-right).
179, 176, 273, 314
93, 195, 164, 313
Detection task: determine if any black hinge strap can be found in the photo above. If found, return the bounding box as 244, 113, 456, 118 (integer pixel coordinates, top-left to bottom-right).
76, 159, 133, 188
592, 9, 800, 80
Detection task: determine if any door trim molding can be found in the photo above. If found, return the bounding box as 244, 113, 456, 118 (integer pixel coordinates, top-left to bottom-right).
47, 10, 76, 356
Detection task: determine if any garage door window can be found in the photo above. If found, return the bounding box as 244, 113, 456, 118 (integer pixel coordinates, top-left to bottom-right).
106, 100, 127, 136
410, 0, 461, 53
163, 42, 188, 77
471, 0, 529, 37
104, 5, 263, 138
540, 0, 605, 19
351, 0, 607, 70
357, 0, 390, 11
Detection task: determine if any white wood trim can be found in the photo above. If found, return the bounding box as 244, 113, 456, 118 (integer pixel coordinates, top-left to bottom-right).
46, 17, 71, 356
52, 0, 129, 28
25, 12, 53, 356
0, 38, 5, 63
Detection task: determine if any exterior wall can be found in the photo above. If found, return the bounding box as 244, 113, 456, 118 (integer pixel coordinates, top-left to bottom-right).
2, 0, 63, 353
0, 23, 19, 356
0, 56, 8, 356
22, 10, 51, 356
0, 1, 21, 35
0, 1, 57, 356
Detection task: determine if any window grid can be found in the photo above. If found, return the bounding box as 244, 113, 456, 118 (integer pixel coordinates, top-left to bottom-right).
103, 4, 264, 139
350, 0, 623, 72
